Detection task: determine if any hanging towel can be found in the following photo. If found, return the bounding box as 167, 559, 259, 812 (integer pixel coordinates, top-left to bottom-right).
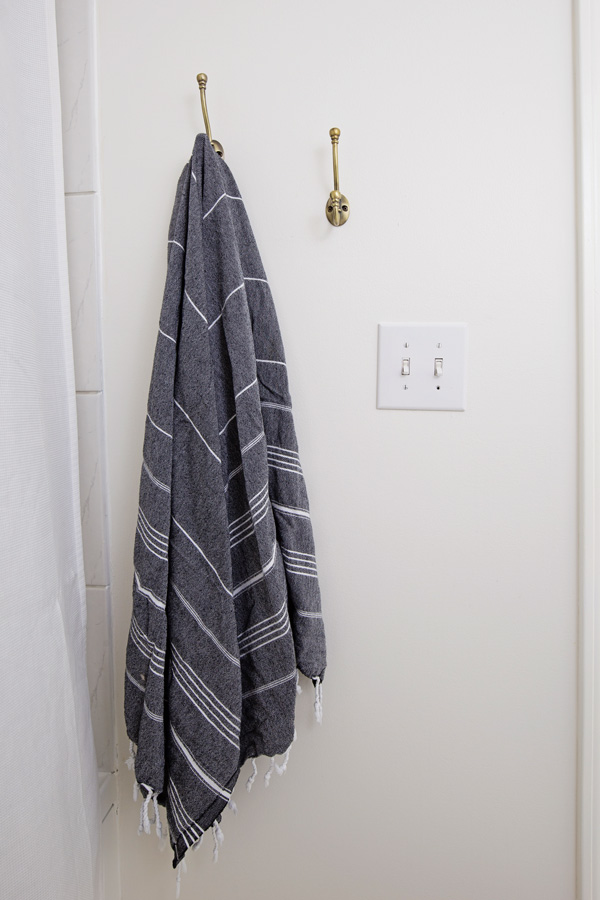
124, 134, 327, 867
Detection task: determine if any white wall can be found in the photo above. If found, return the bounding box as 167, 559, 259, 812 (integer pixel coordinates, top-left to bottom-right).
97, 1, 578, 898
574, 1, 600, 896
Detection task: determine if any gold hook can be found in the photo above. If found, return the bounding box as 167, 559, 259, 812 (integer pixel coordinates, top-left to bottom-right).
326, 127, 349, 226
196, 73, 224, 158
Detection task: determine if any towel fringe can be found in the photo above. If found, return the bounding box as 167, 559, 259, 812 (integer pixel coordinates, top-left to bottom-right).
192, 834, 203, 852
212, 820, 224, 863
125, 740, 137, 770
153, 793, 164, 838
228, 798, 238, 815
275, 745, 291, 776
246, 758, 258, 792
138, 784, 159, 837
175, 858, 187, 899
313, 677, 323, 724
127, 741, 140, 803
264, 757, 276, 787
296, 671, 302, 695
140, 784, 154, 835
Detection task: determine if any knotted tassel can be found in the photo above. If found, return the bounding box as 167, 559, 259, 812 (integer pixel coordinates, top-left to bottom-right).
125, 740, 136, 770
313, 677, 323, 724
264, 757, 276, 787
138, 786, 154, 836
275, 746, 291, 776
228, 798, 238, 815
175, 858, 187, 899
246, 758, 258, 792
152, 793, 164, 838
212, 820, 224, 863
127, 741, 139, 801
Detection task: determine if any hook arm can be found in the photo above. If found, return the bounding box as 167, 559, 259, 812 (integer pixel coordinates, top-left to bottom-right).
197, 73, 213, 142
330, 127, 340, 193
196, 73, 224, 158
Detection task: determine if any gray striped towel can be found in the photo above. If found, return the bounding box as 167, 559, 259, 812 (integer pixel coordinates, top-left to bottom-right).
124, 134, 327, 867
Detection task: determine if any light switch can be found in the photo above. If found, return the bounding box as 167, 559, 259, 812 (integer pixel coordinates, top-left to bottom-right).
377, 323, 467, 411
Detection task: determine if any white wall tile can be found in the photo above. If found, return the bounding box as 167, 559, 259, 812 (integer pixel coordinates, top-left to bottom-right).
76, 392, 110, 586
58, 0, 120, 891
87, 587, 116, 773
56, 0, 97, 192
99, 774, 121, 900
65, 194, 102, 391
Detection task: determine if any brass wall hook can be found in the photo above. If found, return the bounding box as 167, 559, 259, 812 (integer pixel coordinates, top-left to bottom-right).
196, 73, 224, 158
326, 127, 349, 226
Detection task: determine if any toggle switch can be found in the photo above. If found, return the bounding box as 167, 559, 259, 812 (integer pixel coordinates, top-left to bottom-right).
401, 358, 410, 376
434, 358, 443, 377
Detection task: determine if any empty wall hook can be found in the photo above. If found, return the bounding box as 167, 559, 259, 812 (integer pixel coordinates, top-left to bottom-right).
326, 127, 349, 226
196, 73, 224, 158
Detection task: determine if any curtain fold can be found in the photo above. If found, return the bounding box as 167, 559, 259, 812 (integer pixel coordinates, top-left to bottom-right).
0, 1, 100, 897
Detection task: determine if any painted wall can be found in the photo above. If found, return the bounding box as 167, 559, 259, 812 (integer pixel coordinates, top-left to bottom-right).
97, 1, 578, 898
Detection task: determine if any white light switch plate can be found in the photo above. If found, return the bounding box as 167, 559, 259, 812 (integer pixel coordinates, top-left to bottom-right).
377, 322, 468, 411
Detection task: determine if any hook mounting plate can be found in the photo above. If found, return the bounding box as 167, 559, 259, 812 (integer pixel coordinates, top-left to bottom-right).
326, 190, 350, 227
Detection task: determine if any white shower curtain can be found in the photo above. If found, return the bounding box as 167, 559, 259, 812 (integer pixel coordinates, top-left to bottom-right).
0, 2, 100, 897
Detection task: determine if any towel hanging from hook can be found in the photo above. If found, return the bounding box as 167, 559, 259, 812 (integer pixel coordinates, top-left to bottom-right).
196, 73, 224, 158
